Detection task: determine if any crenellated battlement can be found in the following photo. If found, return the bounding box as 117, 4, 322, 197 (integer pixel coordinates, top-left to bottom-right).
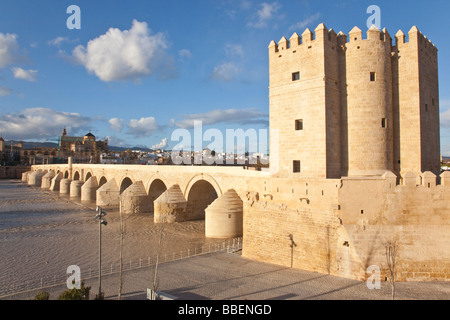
396, 170, 450, 188
269, 23, 437, 55
394, 26, 437, 52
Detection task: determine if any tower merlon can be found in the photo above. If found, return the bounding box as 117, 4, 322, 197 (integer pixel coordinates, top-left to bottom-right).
395, 30, 405, 45
367, 24, 380, 40
302, 28, 314, 42
278, 36, 289, 50
289, 32, 301, 47
349, 26, 362, 41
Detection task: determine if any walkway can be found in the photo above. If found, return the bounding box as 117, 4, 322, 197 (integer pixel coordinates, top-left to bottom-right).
3, 251, 449, 301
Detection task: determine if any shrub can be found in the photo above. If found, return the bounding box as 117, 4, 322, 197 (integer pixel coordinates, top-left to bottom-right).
57, 281, 91, 300
33, 291, 50, 300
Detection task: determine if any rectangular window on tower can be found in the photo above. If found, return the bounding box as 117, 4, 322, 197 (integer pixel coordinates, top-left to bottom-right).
382, 118, 386, 128
293, 161, 301, 173
370, 72, 376, 82
295, 119, 303, 131
292, 72, 300, 81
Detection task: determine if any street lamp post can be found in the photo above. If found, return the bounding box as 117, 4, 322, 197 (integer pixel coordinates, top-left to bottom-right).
95, 206, 107, 298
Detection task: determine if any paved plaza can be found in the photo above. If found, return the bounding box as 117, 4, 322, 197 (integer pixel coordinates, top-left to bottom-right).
3, 251, 449, 301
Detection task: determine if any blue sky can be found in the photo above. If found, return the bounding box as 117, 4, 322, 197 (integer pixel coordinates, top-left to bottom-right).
0, 0, 450, 154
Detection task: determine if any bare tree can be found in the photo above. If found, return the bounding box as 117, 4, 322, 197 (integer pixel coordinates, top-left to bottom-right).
117, 196, 125, 300
385, 239, 398, 300
151, 214, 166, 300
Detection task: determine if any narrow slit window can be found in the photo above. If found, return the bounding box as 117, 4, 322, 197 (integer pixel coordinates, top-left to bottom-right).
370, 72, 376, 82
292, 72, 300, 81
382, 118, 386, 128
295, 119, 303, 131
293, 160, 301, 173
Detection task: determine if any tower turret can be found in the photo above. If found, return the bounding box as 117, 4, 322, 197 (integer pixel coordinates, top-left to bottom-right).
344, 25, 394, 176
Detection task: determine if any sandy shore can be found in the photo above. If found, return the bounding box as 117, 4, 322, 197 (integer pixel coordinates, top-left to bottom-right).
0, 179, 227, 297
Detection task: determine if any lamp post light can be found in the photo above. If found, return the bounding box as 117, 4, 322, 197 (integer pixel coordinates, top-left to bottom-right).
95, 206, 107, 298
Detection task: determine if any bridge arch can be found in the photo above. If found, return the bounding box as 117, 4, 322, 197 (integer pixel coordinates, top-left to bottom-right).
98, 176, 108, 187
73, 171, 81, 181
64, 170, 69, 179
119, 176, 134, 194
184, 174, 223, 199
147, 178, 168, 213
184, 174, 222, 221
85, 170, 93, 182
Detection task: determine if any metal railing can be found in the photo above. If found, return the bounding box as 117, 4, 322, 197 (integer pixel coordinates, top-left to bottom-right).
0, 237, 242, 298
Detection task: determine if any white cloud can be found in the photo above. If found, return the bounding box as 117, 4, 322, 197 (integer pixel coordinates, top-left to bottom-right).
178, 49, 192, 59
12, 67, 38, 82
175, 108, 268, 129
0, 108, 92, 140
73, 20, 177, 82
108, 118, 124, 132
127, 117, 160, 137
48, 36, 69, 46
106, 135, 128, 147
289, 13, 321, 31
0, 33, 24, 68
152, 137, 168, 150
0, 87, 12, 97
247, 2, 281, 28
440, 108, 450, 128
210, 62, 239, 82
225, 44, 244, 57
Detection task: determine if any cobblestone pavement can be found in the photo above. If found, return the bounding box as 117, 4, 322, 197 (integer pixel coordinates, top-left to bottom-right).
3, 251, 449, 300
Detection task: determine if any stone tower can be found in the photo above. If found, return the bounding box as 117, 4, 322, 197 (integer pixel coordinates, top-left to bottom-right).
268, 23, 440, 178
392, 26, 440, 175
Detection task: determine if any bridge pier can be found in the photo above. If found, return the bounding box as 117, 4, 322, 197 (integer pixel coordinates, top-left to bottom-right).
120, 181, 152, 214
49, 172, 63, 191
70, 180, 84, 198
22, 171, 32, 182
28, 170, 47, 187
205, 189, 243, 238
96, 178, 120, 208
41, 170, 55, 189
81, 177, 98, 201
60, 179, 71, 194
154, 184, 187, 223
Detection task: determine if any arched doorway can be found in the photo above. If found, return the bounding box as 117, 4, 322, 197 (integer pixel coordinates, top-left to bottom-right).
148, 179, 167, 213
185, 180, 218, 221
120, 177, 133, 194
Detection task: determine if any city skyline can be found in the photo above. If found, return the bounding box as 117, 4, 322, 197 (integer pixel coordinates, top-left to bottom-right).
1, 0, 449, 154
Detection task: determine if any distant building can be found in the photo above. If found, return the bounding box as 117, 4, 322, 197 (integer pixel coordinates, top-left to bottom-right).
59, 128, 109, 163
0, 136, 22, 165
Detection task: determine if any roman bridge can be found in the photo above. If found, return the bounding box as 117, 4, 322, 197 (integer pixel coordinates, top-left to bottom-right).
23, 162, 273, 238
21, 162, 450, 281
